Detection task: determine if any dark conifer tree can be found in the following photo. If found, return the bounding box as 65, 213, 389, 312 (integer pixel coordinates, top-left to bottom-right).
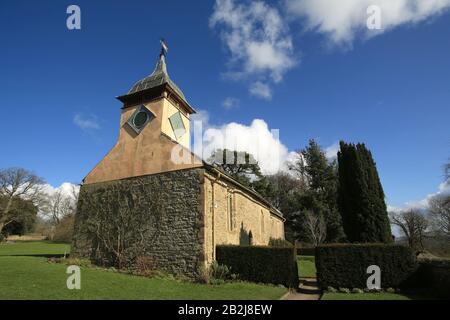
337, 141, 392, 243
292, 139, 346, 243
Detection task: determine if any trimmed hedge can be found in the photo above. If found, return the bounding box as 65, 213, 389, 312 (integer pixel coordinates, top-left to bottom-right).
297, 247, 316, 256
216, 245, 299, 288
315, 243, 418, 289
419, 259, 450, 298
268, 238, 293, 247
404, 258, 450, 298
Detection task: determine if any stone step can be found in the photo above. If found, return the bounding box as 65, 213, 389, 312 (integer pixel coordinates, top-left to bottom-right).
280, 277, 322, 300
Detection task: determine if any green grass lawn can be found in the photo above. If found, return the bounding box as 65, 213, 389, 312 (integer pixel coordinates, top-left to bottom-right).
297, 255, 316, 278
0, 241, 70, 256
0, 241, 286, 300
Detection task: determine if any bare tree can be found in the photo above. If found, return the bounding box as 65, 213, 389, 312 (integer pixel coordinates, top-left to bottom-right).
287, 151, 309, 187
303, 210, 327, 246
390, 209, 429, 251
42, 189, 77, 226
70, 184, 79, 204
0, 168, 45, 233
429, 195, 450, 237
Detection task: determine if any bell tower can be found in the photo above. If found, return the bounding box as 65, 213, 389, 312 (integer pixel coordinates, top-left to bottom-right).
118, 39, 195, 148
83, 40, 202, 185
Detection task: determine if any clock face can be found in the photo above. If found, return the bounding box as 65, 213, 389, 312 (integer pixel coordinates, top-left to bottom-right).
126, 105, 154, 134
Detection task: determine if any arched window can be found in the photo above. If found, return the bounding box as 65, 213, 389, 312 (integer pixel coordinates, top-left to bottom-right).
260, 210, 265, 234
228, 192, 233, 231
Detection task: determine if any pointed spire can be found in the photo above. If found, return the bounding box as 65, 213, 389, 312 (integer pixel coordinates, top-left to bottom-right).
123, 39, 193, 110
160, 38, 168, 57
153, 53, 167, 75
153, 38, 168, 75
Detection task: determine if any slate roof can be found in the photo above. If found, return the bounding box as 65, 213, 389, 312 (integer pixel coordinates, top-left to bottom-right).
127, 54, 186, 101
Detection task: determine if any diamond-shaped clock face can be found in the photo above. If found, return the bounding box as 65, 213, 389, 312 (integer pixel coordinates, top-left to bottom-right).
169, 111, 186, 140
126, 105, 155, 134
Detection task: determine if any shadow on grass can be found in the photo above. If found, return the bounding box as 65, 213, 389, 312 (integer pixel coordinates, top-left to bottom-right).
1, 253, 67, 258
4, 240, 70, 244
401, 289, 447, 300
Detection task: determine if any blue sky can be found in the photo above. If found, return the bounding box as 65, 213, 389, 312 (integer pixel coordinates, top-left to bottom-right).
0, 0, 449, 208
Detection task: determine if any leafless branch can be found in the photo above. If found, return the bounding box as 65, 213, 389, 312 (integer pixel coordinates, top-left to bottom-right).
303, 210, 327, 246
428, 195, 450, 237
0, 167, 45, 233
390, 209, 428, 251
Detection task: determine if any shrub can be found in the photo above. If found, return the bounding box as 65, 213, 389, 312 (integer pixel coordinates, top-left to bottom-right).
48, 257, 91, 267
297, 247, 316, 256
196, 265, 209, 284
405, 258, 450, 298
268, 238, 293, 247
53, 215, 74, 243
206, 261, 235, 285
209, 261, 231, 280
216, 245, 299, 288
420, 259, 450, 298
315, 243, 417, 289
134, 256, 155, 277
196, 261, 236, 285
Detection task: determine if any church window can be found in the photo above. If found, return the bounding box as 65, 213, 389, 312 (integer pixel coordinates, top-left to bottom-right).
261, 210, 264, 234
228, 192, 233, 231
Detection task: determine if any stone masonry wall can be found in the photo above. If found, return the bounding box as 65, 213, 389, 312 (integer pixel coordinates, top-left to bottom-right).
203, 172, 285, 264
71, 168, 205, 278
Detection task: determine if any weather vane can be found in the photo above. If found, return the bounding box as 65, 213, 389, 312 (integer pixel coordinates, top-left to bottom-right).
160, 38, 168, 57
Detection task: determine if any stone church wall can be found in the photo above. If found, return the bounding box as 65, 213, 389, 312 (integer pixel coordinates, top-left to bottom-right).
71, 168, 205, 278
203, 172, 285, 264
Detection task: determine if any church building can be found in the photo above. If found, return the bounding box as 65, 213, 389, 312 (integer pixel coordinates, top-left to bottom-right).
72, 42, 285, 277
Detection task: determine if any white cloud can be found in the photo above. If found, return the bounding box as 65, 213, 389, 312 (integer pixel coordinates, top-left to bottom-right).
191, 110, 289, 175
203, 119, 289, 174
210, 0, 297, 98
222, 97, 240, 109
209, 0, 450, 97
74, 113, 100, 131
388, 180, 450, 212
249, 81, 272, 100
41, 182, 79, 200
325, 141, 340, 160
285, 0, 450, 45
